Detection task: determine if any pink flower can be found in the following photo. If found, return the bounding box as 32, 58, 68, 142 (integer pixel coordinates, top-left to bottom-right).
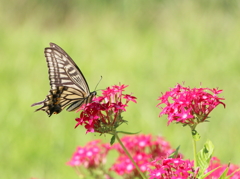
66, 140, 110, 168
111, 153, 150, 176
113, 135, 152, 155
148, 157, 195, 179
75, 84, 137, 134
205, 157, 240, 179
111, 135, 179, 178
157, 84, 225, 127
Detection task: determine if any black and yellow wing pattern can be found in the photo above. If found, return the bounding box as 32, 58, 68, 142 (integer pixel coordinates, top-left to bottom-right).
31, 43, 96, 116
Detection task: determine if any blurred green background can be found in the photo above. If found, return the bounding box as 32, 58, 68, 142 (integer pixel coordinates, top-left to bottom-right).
1, 0, 240, 178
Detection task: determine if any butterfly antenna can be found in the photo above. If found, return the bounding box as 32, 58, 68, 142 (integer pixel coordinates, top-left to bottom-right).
94, 76, 102, 91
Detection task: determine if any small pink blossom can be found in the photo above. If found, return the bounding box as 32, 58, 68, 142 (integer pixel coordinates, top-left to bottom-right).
157, 84, 225, 127
111, 135, 179, 178
148, 157, 195, 179
205, 157, 240, 179
66, 140, 110, 168
111, 153, 150, 176
75, 84, 137, 134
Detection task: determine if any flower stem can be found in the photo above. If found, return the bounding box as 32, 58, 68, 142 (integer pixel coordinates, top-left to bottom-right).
192, 131, 197, 169
115, 132, 146, 179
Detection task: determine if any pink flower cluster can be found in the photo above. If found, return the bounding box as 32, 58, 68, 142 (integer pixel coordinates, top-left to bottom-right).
157, 84, 225, 126
148, 157, 194, 179
66, 140, 110, 168
205, 157, 240, 179
67, 135, 240, 178
110, 135, 178, 178
75, 84, 137, 134
67, 134, 181, 177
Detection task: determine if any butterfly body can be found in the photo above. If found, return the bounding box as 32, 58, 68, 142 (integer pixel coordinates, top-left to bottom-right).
32, 43, 96, 116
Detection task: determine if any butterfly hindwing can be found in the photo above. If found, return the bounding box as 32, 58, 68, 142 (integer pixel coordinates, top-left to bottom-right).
31, 43, 96, 116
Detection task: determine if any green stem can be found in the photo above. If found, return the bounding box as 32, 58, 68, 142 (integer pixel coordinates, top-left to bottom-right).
192, 131, 197, 169
115, 132, 146, 179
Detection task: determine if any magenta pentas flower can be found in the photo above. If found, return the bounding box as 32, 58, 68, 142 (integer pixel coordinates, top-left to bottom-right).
66, 140, 110, 168
157, 84, 225, 127
75, 84, 137, 134
111, 135, 179, 177
111, 153, 150, 176
113, 134, 152, 154
148, 157, 195, 179
113, 135, 175, 158
205, 157, 240, 179
150, 136, 180, 159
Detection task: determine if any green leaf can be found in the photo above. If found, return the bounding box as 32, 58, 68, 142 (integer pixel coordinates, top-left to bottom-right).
116, 131, 141, 135
201, 166, 223, 179
227, 167, 240, 178
169, 146, 180, 158
213, 164, 240, 179
218, 164, 229, 179
110, 135, 116, 145
196, 140, 214, 176
192, 129, 201, 141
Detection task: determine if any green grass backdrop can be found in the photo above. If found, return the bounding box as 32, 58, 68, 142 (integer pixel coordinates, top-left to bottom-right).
1, 0, 240, 178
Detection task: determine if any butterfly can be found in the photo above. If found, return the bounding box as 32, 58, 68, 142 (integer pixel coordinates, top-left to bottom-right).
31, 43, 97, 116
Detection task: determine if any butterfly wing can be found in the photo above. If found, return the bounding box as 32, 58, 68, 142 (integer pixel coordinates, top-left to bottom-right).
31, 43, 96, 116
46, 43, 90, 92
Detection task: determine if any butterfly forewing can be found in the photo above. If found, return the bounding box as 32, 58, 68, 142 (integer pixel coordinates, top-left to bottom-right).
31, 43, 96, 116
45, 46, 89, 92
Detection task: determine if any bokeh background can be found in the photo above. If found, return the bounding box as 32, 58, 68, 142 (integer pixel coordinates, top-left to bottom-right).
1, 0, 240, 178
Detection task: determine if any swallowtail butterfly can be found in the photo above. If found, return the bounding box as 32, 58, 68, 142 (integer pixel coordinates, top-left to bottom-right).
31, 43, 96, 116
